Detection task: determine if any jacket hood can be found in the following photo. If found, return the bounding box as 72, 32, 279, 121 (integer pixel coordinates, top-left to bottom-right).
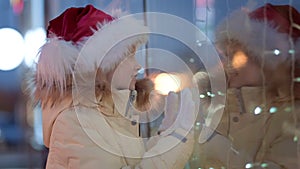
42, 96, 73, 147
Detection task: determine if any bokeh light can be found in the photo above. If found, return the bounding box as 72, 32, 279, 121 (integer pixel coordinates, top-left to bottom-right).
154, 73, 181, 95
0, 28, 25, 71
10, 0, 24, 14
269, 107, 277, 113
273, 49, 280, 55
245, 163, 253, 168
232, 51, 248, 69
24, 27, 46, 67
254, 106, 262, 115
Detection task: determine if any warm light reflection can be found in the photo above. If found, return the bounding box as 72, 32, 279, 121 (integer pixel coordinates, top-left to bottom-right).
232, 51, 248, 69
10, 0, 24, 14
154, 73, 181, 95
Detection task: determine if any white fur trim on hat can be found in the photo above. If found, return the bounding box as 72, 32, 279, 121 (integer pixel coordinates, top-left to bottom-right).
37, 38, 78, 93
78, 16, 148, 74
215, 10, 292, 69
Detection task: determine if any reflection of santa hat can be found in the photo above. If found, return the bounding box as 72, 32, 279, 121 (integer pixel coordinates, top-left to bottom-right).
215, 3, 300, 68
36, 5, 148, 93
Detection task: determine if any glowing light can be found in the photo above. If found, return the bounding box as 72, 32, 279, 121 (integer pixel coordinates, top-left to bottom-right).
210, 93, 216, 97
24, 28, 46, 67
293, 136, 298, 142
269, 107, 277, 114
209, 167, 214, 169
189, 58, 195, 63
294, 77, 300, 82
199, 94, 206, 98
245, 163, 253, 168
196, 40, 202, 47
273, 49, 280, 55
10, 0, 24, 14
288, 49, 295, 54
261, 163, 268, 168
254, 107, 262, 115
196, 122, 201, 126
154, 73, 181, 95
232, 51, 248, 69
0, 28, 25, 71
284, 107, 292, 112
218, 91, 225, 96
207, 91, 211, 96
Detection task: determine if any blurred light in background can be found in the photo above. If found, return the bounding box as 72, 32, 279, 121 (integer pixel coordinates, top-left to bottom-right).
154, 73, 181, 95
0, 28, 25, 71
10, 0, 24, 15
232, 51, 248, 69
24, 27, 46, 67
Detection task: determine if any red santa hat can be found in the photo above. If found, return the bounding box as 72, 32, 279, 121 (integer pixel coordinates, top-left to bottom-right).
36, 5, 148, 93
215, 3, 300, 69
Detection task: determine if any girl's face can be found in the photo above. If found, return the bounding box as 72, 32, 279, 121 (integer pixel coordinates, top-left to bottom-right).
111, 54, 141, 90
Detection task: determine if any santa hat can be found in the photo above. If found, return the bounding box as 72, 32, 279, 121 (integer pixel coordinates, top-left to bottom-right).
215, 3, 300, 69
36, 5, 148, 94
